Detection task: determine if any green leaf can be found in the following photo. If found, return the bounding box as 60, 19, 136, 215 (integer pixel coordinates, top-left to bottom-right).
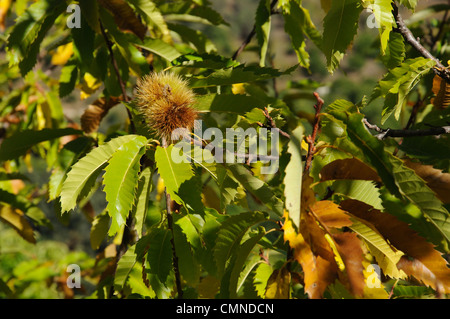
146, 228, 173, 284
126, 0, 171, 40
332, 180, 383, 210
398, 0, 417, 10
322, 0, 362, 73
168, 23, 216, 54
173, 223, 200, 285
380, 32, 405, 69
255, 0, 272, 67
134, 37, 182, 62
216, 165, 239, 210
213, 211, 267, 277
7, 0, 66, 75
90, 210, 110, 250
155, 145, 194, 205
103, 135, 147, 236
59, 59, 79, 98
282, 2, 322, 69
71, 13, 95, 68
283, 126, 304, 228
188, 64, 297, 88
195, 94, 268, 114
227, 164, 283, 216
362, 0, 395, 54
60, 135, 141, 213
114, 243, 138, 289
0, 128, 82, 162
133, 167, 153, 238
100, 10, 150, 76
371, 57, 436, 124
219, 228, 266, 298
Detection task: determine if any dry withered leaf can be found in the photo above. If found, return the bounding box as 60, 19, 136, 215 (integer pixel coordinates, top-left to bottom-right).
319, 158, 381, 182
431, 74, 450, 109
332, 232, 365, 297
98, 0, 147, 40
81, 97, 121, 133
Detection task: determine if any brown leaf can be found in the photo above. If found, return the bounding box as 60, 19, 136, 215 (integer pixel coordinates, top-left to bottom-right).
319, 158, 381, 182
404, 159, 450, 204
332, 232, 365, 296
80, 97, 121, 133
340, 199, 450, 294
98, 0, 147, 40
431, 74, 450, 109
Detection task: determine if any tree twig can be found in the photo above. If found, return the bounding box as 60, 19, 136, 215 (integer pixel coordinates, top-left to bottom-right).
363, 118, 450, 139
392, 3, 450, 83
99, 20, 136, 133
304, 92, 324, 173
257, 107, 291, 139
231, 0, 278, 60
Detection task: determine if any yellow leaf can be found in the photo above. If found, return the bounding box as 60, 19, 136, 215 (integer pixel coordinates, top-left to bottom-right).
362, 260, 389, 299
265, 266, 291, 299
80, 73, 102, 100
0, 0, 11, 31
51, 42, 74, 66
0, 205, 36, 243
231, 83, 245, 95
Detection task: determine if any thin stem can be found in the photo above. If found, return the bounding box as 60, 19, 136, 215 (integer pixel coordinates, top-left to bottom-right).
161, 137, 183, 299
231, 0, 278, 60
99, 20, 136, 133
304, 92, 324, 173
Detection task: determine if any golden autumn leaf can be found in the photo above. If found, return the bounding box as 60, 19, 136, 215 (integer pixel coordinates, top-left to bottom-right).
79, 73, 102, 100
51, 42, 74, 66
0, 205, 36, 243
431, 74, 450, 109
404, 159, 450, 204
284, 212, 337, 299
319, 158, 381, 182
80, 97, 121, 133
340, 199, 450, 294
98, 0, 147, 40
309, 200, 353, 229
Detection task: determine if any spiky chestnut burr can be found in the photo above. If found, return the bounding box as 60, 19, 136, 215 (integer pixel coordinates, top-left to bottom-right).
135, 72, 198, 143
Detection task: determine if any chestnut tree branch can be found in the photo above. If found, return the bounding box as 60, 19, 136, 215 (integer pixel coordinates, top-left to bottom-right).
363, 118, 450, 139
392, 2, 450, 83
